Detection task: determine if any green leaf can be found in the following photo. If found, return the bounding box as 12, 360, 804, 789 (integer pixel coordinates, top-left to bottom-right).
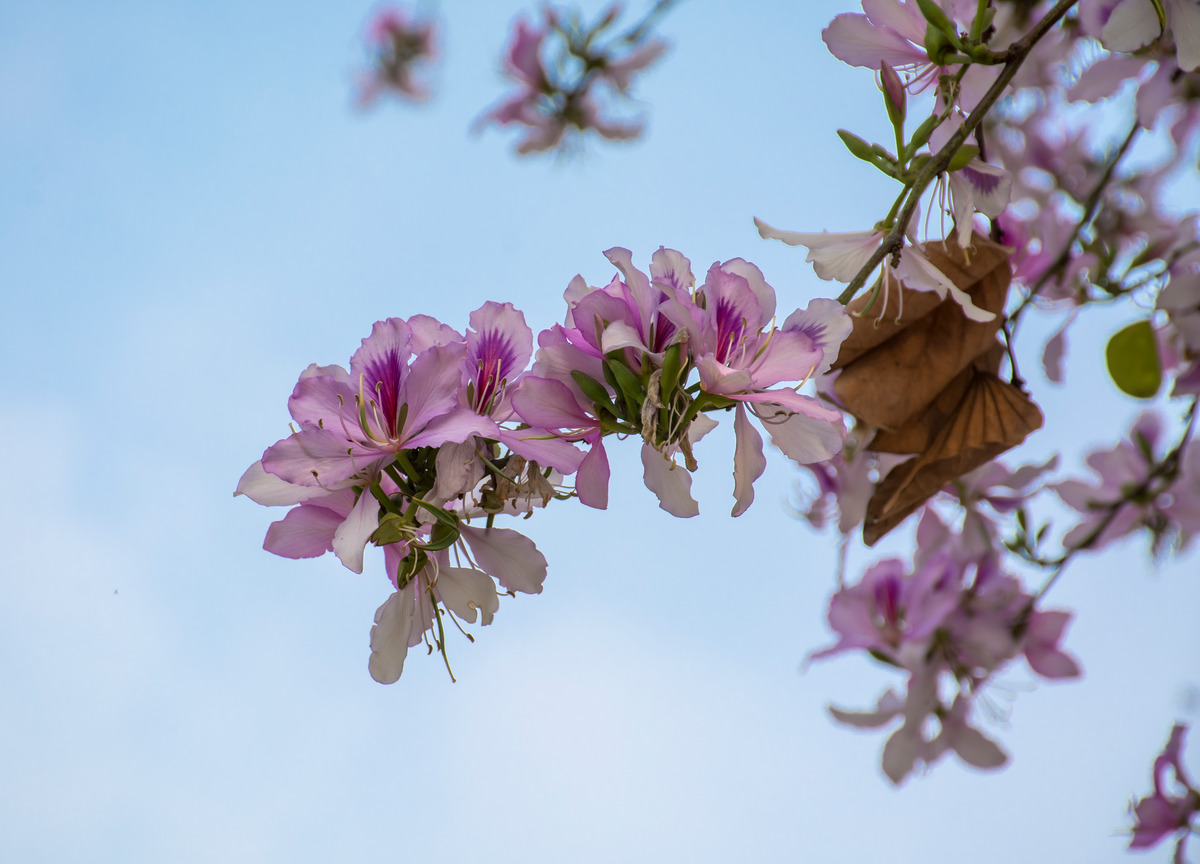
1105, 320, 1162, 399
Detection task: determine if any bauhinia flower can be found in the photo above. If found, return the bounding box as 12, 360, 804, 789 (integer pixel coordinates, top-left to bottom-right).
475, 6, 666, 155
754, 216, 996, 322
815, 524, 1080, 783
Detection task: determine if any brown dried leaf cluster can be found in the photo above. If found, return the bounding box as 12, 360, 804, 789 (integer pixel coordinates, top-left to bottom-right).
829, 235, 1043, 545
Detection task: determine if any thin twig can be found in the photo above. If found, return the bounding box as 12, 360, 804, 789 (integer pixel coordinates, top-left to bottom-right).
1008, 121, 1141, 331
836, 0, 1080, 305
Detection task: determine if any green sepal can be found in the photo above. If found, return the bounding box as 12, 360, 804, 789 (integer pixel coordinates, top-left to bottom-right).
372, 512, 411, 547
422, 519, 460, 551
660, 342, 684, 397
394, 547, 428, 589
923, 21, 957, 65
571, 370, 615, 407
837, 129, 879, 163
604, 358, 647, 408
946, 143, 980, 172
411, 497, 462, 534
701, 393, 738, 411
904, 114, 940, 160
1105, 319, 1162, 399
916, 0, 962, 47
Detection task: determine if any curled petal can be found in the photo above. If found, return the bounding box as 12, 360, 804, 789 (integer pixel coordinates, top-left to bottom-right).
332, 487, 381, 574
732, 403, 767, 517
828, 689, 905, 728
576, 439, 611, 509
235, 460, 329, 506
755, 219, 883, 283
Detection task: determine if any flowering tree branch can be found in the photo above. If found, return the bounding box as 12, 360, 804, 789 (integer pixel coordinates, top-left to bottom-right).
836, 0, 1080, 305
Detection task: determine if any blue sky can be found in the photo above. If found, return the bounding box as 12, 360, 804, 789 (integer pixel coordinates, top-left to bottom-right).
1, 1, 1197, 861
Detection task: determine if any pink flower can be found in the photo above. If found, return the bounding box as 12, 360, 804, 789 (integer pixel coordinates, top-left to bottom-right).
1052, 413, 1176, 552
1082, 0, 1200, 72
475, 7, 665, 155
754, 217, 996, 321
357, 7, 437, 106
1128, 724, 1200, 860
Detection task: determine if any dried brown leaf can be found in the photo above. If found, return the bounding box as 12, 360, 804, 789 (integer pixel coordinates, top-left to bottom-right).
862, 369, 1044, 546
832, 235, 1011, 430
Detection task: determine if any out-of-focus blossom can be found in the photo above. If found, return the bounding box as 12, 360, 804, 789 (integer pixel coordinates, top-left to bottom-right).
1052, 413, 1199, 553
1081, 0, 1200, 72
475, 6, 667, 155
815, 520, 1080, 783
357, 7, 437, 106
1128, 724, 1200, 861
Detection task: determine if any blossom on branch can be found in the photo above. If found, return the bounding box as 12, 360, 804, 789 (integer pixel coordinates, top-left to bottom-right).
475, 5, 667, 155
357, 6, 437, 106
1128, 724, 1200, 861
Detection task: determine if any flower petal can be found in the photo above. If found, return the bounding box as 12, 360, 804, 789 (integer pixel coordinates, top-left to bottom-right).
641, 444, 699, 517
732, 403, 767, 517
460, 524, 548, 594
368, 586, 417, 684
435, 566, 499, 625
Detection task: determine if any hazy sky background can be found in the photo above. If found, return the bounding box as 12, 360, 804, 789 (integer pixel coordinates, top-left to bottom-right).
2, 1, 1197, 861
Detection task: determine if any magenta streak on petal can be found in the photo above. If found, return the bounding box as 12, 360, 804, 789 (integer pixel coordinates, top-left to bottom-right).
963, 165, 1002, 194
713, 296, 748, 365
470, 330, 519, 414
651, 313, 677, 354
873, 575, 902, 634
361, 347, 407, 438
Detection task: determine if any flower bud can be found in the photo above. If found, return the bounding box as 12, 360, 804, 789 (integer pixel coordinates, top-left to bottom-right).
880, 63, 906, 129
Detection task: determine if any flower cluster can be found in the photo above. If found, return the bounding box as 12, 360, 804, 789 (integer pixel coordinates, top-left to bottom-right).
475, 4, 667, 154
813, 510, 1080, 785
237, 247, 850, 681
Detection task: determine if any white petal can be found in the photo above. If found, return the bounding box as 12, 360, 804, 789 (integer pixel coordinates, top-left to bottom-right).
755, 219, 882, 283
234, 460, 329, 506
332, 488, 380, 574
368, 587, 417, 684
459, 524, 548, 594
1101, 0, 1162, 52
881, 724, 921, 785
435, 567, 499, 626
641, 443, 699, 517
732, 404, 767, 517
1170, 0, 1200, 71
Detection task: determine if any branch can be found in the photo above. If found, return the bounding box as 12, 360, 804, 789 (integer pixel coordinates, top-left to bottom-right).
836, 0, 1080, 305
1007, 120, 1141, 331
